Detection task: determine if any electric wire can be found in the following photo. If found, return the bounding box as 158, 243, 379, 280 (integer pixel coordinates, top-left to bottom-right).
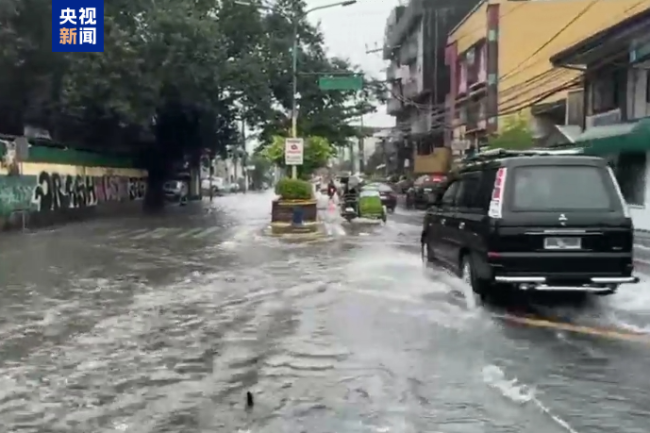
380, 0, 650, 114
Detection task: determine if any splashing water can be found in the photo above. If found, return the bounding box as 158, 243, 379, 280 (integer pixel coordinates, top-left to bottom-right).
482, 365, 581, 433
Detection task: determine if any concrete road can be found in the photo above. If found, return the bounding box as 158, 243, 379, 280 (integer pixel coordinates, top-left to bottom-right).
0, 193, 650, 432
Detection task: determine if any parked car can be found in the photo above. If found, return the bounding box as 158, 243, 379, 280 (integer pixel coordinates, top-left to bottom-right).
201, 176, 224, 195
421, 148, 638, 298
406, 175, 445, 209
163, 180, 188, 204
362, 182, 397, 212
395, 177, 413, 194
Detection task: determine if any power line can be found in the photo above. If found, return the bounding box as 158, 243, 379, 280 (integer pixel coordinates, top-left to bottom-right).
499, 0, 601, 82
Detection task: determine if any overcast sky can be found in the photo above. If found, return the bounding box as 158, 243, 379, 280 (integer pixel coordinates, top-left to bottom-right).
305, 0, 400, 128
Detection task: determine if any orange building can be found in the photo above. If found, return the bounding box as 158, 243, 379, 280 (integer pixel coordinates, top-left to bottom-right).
445, 0, 650, 155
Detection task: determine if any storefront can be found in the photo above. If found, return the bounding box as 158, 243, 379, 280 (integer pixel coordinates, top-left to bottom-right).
575, 117, 650, 230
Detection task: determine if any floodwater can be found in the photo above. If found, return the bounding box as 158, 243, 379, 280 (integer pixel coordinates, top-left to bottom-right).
0, 191, 649, 432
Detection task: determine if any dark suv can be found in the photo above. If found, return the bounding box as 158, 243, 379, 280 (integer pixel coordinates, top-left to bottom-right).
421, 149, 638, 297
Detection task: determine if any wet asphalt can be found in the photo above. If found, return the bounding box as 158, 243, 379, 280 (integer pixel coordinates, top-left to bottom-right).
0, 191, 650, 432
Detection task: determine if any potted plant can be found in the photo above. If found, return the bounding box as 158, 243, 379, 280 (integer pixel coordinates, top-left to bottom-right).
272, 177, 317, 223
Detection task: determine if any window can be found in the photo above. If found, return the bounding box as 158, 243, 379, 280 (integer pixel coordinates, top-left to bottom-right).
511, 166, 614, 211
457, 173, 480, 208
591, 69, 624, 114
616, 152, 646, 206
476, 169, 497, 212
417, 139, 433, 155
441, 181, 460, 206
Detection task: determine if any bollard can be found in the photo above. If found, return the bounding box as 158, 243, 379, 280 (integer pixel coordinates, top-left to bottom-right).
291, 206, 304, 226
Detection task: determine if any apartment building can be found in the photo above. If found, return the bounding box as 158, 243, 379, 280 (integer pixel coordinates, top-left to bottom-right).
383, 0, 479, 175
550, 6, 650, 231
446, 0, 650, 156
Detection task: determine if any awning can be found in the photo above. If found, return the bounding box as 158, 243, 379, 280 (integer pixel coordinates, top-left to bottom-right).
577, 118, 650, 155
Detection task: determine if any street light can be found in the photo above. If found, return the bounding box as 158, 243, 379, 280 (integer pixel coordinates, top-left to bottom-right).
235, 0, 357, 178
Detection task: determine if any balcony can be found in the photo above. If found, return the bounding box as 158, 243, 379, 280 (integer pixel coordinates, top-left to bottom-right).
382, 6, 406, 59
466, 102, 487, 133
385, 0, 424, 50
470, 49, 487, 91
465, 109, 478, 131
399, 41, 418, 65
386, 64, 399, 81
457, 63, 468, 97
477, 64, 487, 85
402, 80, 419, 99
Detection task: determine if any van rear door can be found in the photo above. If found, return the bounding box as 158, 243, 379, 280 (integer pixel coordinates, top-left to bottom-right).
494, 160, 632, 275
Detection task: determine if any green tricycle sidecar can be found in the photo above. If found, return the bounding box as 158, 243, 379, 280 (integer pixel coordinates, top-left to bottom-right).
358, 189, 386, 222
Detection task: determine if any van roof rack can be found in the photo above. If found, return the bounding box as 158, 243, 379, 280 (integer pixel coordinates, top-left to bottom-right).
463, 147, 583, 163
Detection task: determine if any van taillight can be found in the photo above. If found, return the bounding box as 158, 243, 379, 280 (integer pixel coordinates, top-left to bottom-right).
488, 167, 507, 218
607, 166, 631, 218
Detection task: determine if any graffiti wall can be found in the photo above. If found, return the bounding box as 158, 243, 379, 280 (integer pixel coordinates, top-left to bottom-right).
0, 154, 147, 229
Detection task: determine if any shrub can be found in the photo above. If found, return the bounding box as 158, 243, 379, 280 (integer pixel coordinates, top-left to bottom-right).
275, 178, 313, 200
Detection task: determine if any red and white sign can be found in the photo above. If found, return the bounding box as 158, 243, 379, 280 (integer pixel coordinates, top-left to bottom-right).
284, 138, 304, 165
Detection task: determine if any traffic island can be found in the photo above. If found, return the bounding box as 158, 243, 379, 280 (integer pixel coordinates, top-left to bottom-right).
270, 178, 321, 236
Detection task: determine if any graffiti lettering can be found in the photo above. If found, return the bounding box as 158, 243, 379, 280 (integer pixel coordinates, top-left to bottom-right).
93, 176, 145, 202
32, 172, 98, 212
129, 178, 146, 201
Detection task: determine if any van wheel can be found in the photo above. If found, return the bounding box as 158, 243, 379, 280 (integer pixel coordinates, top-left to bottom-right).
460, 254, 490, 299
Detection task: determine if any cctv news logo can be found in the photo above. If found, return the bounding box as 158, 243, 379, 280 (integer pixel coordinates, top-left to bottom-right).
52, 0, 104, 52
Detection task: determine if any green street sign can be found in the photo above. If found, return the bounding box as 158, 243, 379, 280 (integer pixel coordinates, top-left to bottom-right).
318, 75, 363, 91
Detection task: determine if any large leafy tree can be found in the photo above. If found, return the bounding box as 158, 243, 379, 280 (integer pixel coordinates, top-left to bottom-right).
488, 115, 534, 150
0, 0, 382, 204
260, 135, 335, 179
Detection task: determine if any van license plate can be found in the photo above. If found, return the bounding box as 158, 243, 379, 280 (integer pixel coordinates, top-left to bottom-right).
544, 237, 581, 250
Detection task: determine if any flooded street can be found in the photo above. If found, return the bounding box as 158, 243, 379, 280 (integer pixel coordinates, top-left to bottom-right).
1, 192, 650, 432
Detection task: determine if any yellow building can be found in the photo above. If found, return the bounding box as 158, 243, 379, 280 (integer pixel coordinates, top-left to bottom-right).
446, 0, 650, 153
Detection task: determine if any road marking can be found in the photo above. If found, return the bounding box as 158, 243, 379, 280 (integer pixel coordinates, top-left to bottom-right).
108, 229, 141, 238
492, 313, 650, 344
131, 228, 165, 240
135, 227, 172, 239
176, 227, 206, 238
121, 228, 151, 239
150, 227, 178, 239
192, 226, 220, 238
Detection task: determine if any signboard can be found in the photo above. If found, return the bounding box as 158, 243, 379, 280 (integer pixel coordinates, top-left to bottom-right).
318, 75, 363, 91
284, 138, 304, 165
52, 0, 105, 52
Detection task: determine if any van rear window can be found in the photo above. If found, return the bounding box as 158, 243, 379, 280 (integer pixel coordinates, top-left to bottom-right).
511, 165, 614, 211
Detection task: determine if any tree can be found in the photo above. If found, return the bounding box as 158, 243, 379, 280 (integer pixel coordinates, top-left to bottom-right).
249, 153, 272, 190
365, 149, 386, 177
0, 0, 382, 206
487, 115, 534, 150
251, 0, 385, 149
259, 135, 335, 179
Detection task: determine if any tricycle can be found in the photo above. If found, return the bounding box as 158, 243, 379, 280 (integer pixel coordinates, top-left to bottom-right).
338, 175, 386, 223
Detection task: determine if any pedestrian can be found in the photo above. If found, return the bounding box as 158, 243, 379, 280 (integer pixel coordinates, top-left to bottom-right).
327, 179, 337, 200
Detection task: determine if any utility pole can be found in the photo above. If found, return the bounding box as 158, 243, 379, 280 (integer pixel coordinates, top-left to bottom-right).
290, 17, 299, 180
208, 152, 214, 202
241, 117, 248, 193
358, 116, 365, 173
383, 138, 389, 178
288, 1, 357, 179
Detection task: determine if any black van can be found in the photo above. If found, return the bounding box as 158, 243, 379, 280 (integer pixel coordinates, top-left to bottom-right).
421, 149, 638, 296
